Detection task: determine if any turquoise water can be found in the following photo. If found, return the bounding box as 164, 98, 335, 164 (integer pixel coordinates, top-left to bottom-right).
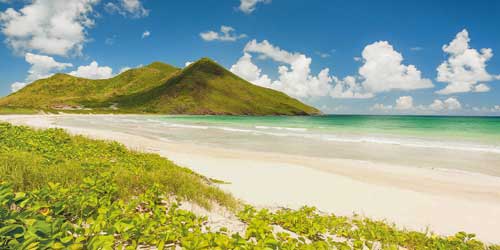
155, 115, 500, 147
59, 115, 500, 175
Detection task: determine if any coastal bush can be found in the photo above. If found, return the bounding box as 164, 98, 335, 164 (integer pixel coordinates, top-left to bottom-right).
237, 206, 497, 250
1, 123, 498, 249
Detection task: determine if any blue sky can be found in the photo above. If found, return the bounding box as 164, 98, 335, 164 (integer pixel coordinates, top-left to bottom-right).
0, 0, 499, 115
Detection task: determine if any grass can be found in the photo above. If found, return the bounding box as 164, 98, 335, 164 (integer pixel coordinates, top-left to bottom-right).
0, 123, 236, 209
0, 107, 38, 115
0, 62, 178, 111
1, 123, 499, 249
0, 58, 320, 116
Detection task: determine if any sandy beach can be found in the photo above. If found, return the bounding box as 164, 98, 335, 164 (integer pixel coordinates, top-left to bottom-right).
1, 114, 500, 243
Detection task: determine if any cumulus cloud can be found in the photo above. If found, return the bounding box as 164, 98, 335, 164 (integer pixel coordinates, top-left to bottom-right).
358, 41, 433, 93
473, 83, 490, 93
184, 61, 193, 67
230, 52, 272, 87
232, 39, 426, 100
119, 66, 131, 73
105, 0, 149, 18
372, 96, 462, 113
444, 97, 462, 110
436, 29, 499, 94
24, 53, 73, 82
200, 25, 247, 42
0, 0, 99, 56
428, 97, 462, 111
370, 103, 393, 112
471, 105, 500, 113
69, 61, 113, 79
10, 82, 28, 92
142, 30, 150, 39
10, 53, 73, 92
238, 0, 271, 14
118, 64, 142, 74
395, 96, 414, 110
330, 76, 374, 99
235, 40, 340, 98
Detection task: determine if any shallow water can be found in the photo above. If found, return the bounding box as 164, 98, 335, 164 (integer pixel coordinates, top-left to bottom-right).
57, 115, 500, 176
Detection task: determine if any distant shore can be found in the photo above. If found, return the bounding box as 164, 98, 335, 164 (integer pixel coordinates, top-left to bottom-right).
2, 114, 500, 243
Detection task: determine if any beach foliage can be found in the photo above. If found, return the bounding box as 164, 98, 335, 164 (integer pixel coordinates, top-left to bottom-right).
0, 123, 498, 249
0, 123, 236, 209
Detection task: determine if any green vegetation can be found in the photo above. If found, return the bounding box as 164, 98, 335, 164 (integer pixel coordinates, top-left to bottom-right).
0, 123, 236, 209
0, 58, 320, 116
1, 123, 498, 249
0, 107, 38, 115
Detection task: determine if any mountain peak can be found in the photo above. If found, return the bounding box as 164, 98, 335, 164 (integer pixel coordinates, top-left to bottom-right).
183, 57, 227, 77
145, 61, 178, 71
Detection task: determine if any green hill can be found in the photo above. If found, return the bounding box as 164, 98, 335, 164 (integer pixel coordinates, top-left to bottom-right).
0, 58, 320, 115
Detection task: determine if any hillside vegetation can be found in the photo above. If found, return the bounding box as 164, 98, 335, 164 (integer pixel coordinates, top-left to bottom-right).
1, 123, 499, 249
0, 58, 320, 115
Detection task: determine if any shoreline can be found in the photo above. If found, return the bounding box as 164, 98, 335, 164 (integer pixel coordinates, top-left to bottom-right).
1, 114, 500, 243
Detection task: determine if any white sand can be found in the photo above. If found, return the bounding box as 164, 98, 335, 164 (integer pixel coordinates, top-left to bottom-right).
2, 114, 500, 243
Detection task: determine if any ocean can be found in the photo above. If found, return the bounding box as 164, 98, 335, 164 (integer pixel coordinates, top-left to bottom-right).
59, 115, 500, 176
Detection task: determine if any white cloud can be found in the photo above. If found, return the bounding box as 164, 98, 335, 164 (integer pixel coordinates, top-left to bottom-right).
0, 0, 99, 56
428, 99, 444, 111
118, 64, 142, 73
315, 51, 331, 58
105, 0, 149, 18
430, 97, 462, 111
230, 52, 272, 87
105, 37, 115, 45
119, 66, 131, 73
358, 41, 433, 93
69, 61, 113, 79
238, 0, 271, 14
444, 97, 462, 110
353, 57, 362, 62
436, 29, 499, 94
473, 83, 490, 93
395, 96, 414, 110
330, 76, 374, 99
471, 105, 500, 113
142, 30, 150, 39
10, 82, 27, 92
373, 96, 462, 113
231, 39, 373, 99
10, 52, 73, 92
232, 39, 432, 100
200, 25, 247, 42
370, 103, 393, 112
184, 61, 193, 67
25, 53, 73, 82
238, 40, 335, 98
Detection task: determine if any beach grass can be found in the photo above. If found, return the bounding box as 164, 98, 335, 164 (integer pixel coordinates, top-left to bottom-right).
0, 123, 237, 209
